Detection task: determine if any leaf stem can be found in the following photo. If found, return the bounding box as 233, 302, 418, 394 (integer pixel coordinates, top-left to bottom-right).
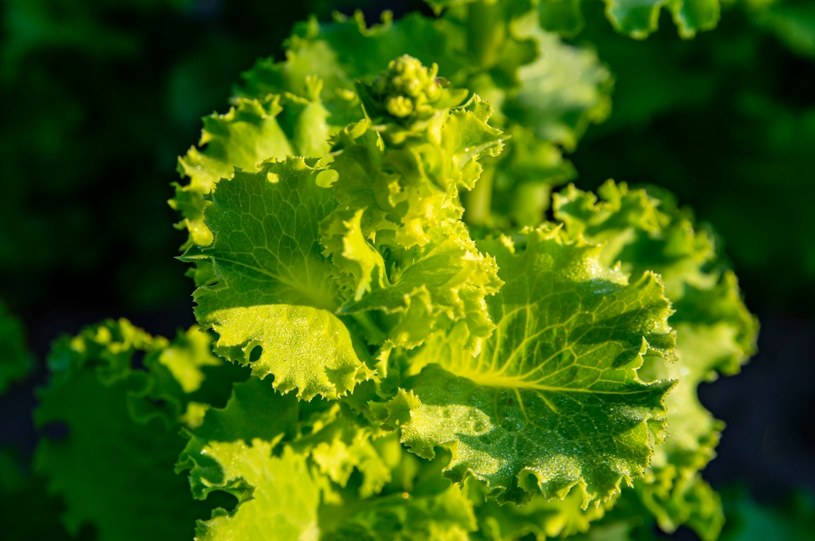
464, 164, 494, 226
511, 183, 551, 226
468, 0, 506, 69
348, 311, 387, 345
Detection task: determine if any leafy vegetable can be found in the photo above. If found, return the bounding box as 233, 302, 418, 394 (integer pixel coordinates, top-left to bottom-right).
554, 182, 757, 539
201, 4, 613, 228
427, 0, 722, 38
167, 42, 754, 537
19, 0, 766, 540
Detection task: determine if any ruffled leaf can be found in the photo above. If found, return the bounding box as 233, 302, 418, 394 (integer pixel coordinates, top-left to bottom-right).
34, 320, 225, 541
602, 0, 721, 39
319, 447, 478, 541
193, 442, 321, 541
238, 8, 611, 227
429, 0, 719, 38
399, 226, 676, 506
471, 479, 610, 540
554, 181, 758, 537
189, 158, 373, 400
172, 96, 295, 247
503, 19, 612, 152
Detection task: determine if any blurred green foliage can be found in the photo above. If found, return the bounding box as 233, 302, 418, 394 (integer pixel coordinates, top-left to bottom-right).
0, 305, 33, 393
568, 0, 815, 312
0, 0, 375, 315
720, 486, 815, 541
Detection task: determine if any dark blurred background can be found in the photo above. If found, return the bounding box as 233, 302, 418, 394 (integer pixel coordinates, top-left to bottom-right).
1, 0, 813, 538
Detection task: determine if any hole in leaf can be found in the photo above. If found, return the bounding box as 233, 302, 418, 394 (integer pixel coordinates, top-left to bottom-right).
205, 489, 240, 515
248, 345, 262, 363
150, 398, 167, 409
315, 169, 339, 187
130, 350, 147, 371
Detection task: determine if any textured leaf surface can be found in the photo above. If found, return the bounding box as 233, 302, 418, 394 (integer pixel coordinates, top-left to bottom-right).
180, 378, 396, 540
638, 473, 723, 541
317, 446, 478, 541
179, 96, 292, 195
242, 13, 466, 104
321, 85, 506, 350
324, 95, 504, 250
401, 227, 675, 505
323, 483, 476, 541
471, 481, 608, 540
191, 159, 370, 400
173, 96, 296, 247
340, 221, 501, 350
180, 378, 299, 464
194, 159, 339, 309
554, 181, 758, 537
177, 377, 323, 540
298, 405, 394, 498
320, 90, 503, 350
237, 9, 611, 227
205, 304, 368, 400
194, 443, 321, 541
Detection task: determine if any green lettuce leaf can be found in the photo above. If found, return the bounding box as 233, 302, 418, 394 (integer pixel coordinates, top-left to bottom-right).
237, 9, 611, 227
321, 456, 478, 541
602, 0, 721, 38
554, 181, 758, 538
34, 320, 226, 541
397, 226, 676, 506
323, 82, 504, 350
172, 84, 336, 250
195, 442, 321, 541
180, 378, 477, 540
426, 0, 720, 38
241, 13, 466, 106
306, 413, 393, 499
503, 18, 611, 152
470, 480, 609, 540
188, 158, 371, 400
177, 377, 323, 540
190, 63, 505, 397
173, 95, 295, 247
483, 14, 612, 225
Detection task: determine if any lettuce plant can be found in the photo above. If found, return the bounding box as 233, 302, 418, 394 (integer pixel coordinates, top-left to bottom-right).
29, 1, 758, 540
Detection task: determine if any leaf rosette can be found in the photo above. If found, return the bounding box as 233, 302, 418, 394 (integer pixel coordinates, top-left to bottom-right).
166, 42, 756, 540
181, 58, 504, 401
